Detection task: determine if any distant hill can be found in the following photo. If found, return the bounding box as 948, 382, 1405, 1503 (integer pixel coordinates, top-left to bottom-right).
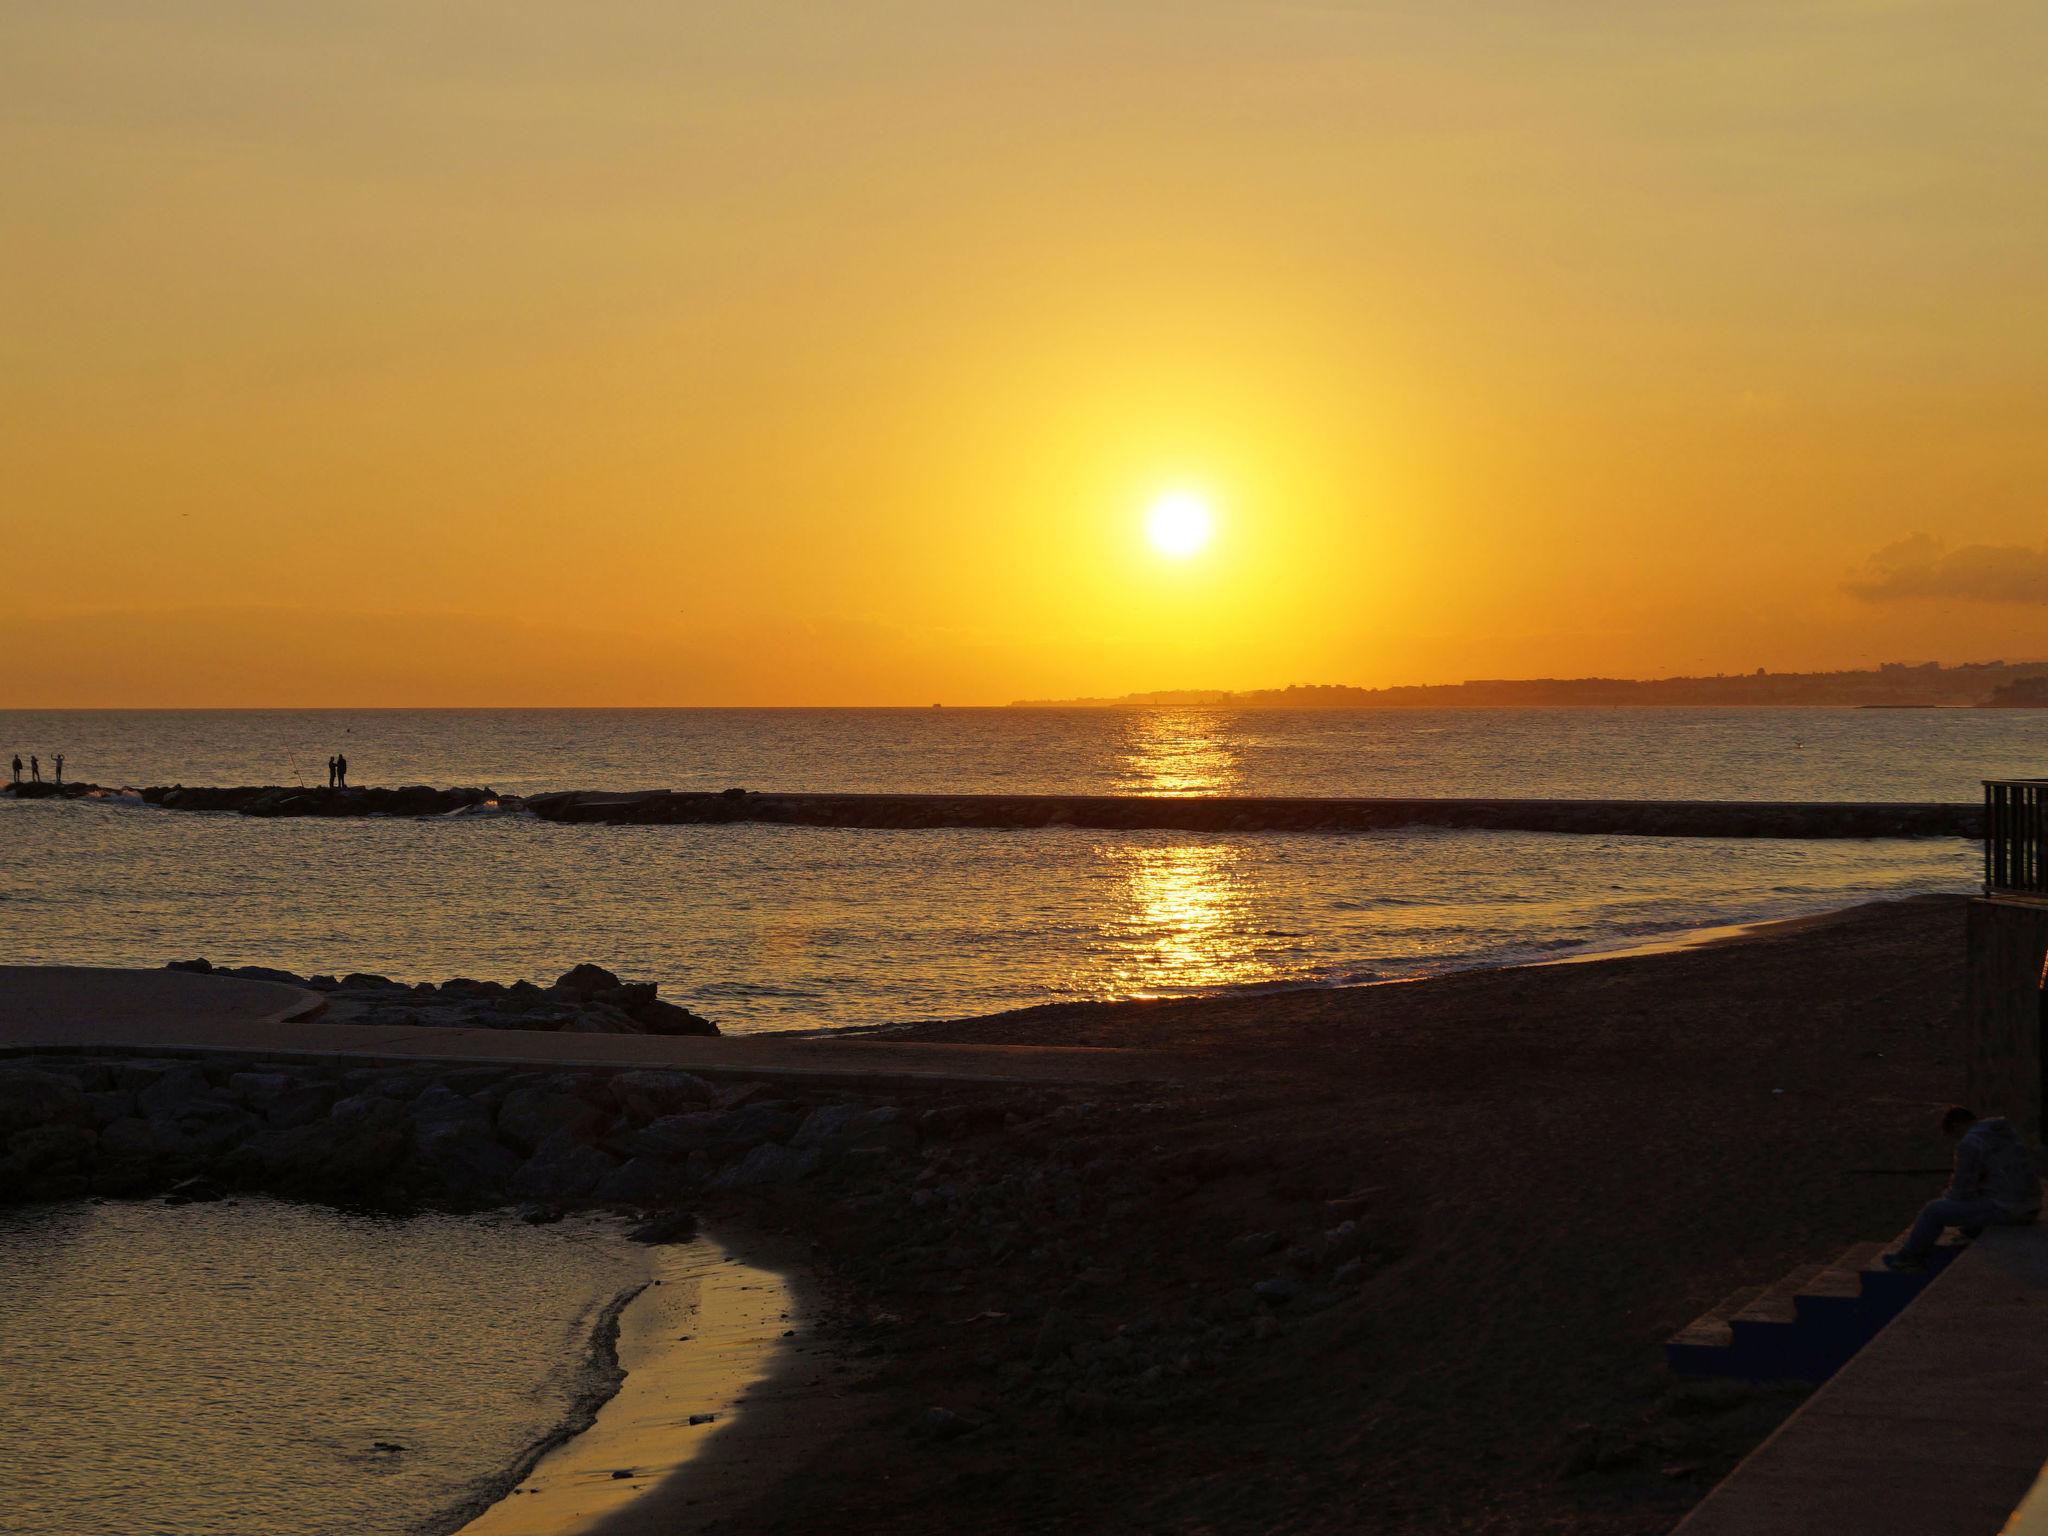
1014, 660, 2048, 709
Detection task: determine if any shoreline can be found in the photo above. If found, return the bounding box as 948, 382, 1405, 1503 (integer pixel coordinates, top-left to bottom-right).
453, 1236, 798, 1536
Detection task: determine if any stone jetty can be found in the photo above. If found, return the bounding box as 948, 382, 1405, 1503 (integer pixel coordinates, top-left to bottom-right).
167, 959, 720, 1037
5, 779, 1983, 838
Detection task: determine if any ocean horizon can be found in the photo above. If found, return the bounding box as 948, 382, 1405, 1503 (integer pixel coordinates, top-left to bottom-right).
1, 706, 1996, 1030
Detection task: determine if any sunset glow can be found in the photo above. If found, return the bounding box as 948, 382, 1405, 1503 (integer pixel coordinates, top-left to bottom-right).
1, 4, 2043, 707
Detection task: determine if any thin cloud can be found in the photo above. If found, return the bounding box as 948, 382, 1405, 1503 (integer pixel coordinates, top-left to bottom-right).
1845, 534, 2048, 605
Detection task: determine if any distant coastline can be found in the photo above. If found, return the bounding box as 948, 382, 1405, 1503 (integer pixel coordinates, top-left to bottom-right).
1011, 659, 2048, 710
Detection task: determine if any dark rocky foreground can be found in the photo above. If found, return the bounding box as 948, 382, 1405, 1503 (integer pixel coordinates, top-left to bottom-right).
0, 1052, 915, 1210
6, 779, 1984, 838
166, 958, 720, 1037
0, 899, 1970, 1535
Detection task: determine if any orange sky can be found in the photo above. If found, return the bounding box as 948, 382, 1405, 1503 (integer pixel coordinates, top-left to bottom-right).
3, 2, 2044, 706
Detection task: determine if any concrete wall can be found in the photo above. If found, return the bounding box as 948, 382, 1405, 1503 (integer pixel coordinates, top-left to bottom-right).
1965, 897, 2048, 1142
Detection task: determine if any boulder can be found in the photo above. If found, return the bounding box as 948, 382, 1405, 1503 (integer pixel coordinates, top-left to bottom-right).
508, 1130, 617, 1203
83, 1089, 137, 1127
565, 1001, 645, 1035
553, 963, 624, 999
408, 1085, 517, 1198
7, 1122, 97, 1174
228, 1072, 294, 1108
595, 1156, 697, 1206
630, 1104, 799, 1162
166, 958, 214, 974
708, 1142, 820, 1190
609, 1070, 717, 1121
223, 965, 307, 986
496, 1087, 606, 1156
136, 1065, 220, 1119
627, 1210, 699, 1244
794, 1104, 916, 1156
264, 1083, 336, 1130
631, 997, 719, 1037
0, 1068, 91, 1133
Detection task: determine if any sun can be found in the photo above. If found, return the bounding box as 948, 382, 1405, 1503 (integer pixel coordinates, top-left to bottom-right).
1146, 490, 1214, 558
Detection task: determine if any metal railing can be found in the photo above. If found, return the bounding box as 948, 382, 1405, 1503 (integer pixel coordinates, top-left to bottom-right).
1985, 780, 2048, 896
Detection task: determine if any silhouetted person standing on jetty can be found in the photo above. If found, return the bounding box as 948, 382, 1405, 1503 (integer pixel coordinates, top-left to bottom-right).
1885, 1106, 2042, 1271
335, 752, 348, 789
53, 754, 63, 786
326, 755, 337, 789
9, 755, 19, 785
29, 754, 39, 783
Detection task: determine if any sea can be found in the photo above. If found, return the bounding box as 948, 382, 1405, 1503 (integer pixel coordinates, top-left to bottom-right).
0, 706, 2021, 1031
0, 705, 2023, 1534
0, 1199, 654, 1536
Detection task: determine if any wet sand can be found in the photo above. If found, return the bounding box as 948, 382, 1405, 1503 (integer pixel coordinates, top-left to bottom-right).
455, 1241, 795, 1536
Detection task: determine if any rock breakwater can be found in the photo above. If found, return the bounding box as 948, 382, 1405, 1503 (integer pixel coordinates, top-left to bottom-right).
166, 959, 720, 1037
5, 780, 1984, 838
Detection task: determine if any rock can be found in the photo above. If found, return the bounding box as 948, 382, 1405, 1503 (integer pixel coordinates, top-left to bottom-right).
553, 963, 623, 999
596, 1157, 697, 1205
228, 1072, 294, 1108
919, 1406, 976, 1441
135, 1065, 221, 1119
163, 1174, 225, 1204
565, 1002, 646, 1035
509, 1131, 617, 1202
172, 1101, 263, 1156
0, 1068, 92, 1133
1229, 1231, 1284, 1258
708, 1142, 820, 1190
166, 957, 214, 973
264, 1083, 336, 1130
7, 1122, 97, 1174
97, 1117, 159, 1164
111, 1059, 181, 1092
630, 1105, 799, 1161
1252, 1276, 1299, 1305
688, 1412, 717, 1426
223, 965, 307, 986
610, 1070, 717, 1121
496, 1087, 606, 1155
340, 972, 403, 991
794, 1104, 915, 1156
82, 1089, 136, 1127
1033, 1308, 1083, 1366
626, 1210, 700, 1245
409, 1086, 517, 1198
628, 996, 719, 1037
327, 1091, 408, 1138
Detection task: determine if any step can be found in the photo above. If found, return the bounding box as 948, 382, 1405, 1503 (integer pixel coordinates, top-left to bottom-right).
1666, 1285, 1766, 1377
1857, 1228, 1969, 1311
1726, 1264, 1830, 1378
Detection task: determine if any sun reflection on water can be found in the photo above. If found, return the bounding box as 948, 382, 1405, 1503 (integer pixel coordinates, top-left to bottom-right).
1110, 841, 1272, 996
1114, 710, 1245, 796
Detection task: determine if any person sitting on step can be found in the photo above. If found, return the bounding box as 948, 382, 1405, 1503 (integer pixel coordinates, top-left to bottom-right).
1885, 1105, 2042, 1271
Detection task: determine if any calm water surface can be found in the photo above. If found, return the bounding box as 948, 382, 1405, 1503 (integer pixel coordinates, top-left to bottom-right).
0, 1200, 654, 1536
0, 708, 2004, 1029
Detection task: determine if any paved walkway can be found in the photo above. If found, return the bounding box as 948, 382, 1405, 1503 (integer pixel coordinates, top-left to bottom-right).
0, 966, 1180, 1088
1674, 1221, 2048, 1535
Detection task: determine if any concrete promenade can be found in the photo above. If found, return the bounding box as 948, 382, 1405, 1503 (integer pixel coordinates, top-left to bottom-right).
1674, 1221, 2048, 1536
0, 966, 1179, 1088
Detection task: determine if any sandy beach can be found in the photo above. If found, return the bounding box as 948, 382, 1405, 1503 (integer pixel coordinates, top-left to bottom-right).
606, 892, 1973, 1535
